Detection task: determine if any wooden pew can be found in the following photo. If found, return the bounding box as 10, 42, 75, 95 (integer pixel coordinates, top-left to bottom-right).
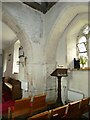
28, 97, 90, 120
80, 97, 90, 119
3, 77, 22, 100
50, 105, 67, 120
89, 97, 90, 120
8, 97, 31, 120
31, 94, 47, 115
28, 110, 51, 120
64, 100, 81, 120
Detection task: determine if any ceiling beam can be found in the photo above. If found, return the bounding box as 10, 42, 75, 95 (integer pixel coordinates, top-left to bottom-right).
23, 2, 56, 14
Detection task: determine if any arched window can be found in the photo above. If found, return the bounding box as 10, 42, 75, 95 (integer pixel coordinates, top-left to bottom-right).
77, 25, 90, 68
12, 40, 20, 74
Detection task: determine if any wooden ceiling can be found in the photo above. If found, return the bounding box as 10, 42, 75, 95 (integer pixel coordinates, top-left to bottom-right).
23, 2, 56, 14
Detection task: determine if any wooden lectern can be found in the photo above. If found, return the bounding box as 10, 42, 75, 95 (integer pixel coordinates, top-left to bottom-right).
51, 68, 68, 105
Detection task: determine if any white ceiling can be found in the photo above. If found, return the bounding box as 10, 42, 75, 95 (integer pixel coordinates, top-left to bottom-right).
2, 22, 17, 50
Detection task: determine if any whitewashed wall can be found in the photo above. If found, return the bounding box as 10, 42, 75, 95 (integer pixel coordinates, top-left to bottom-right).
2, 2, 89, 102
3, 2, 46, 98
44, 2, 89, 102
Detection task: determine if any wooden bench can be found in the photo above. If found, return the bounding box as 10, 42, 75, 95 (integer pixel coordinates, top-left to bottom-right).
64, 100, 81, 120
31, 94, 47, 115
51, 105, 68, 120
28, 110, 51, 120
64, 97, 90, 120
27, 97, 90, 120
80, 97, 90, 119
8, 97, 31, 120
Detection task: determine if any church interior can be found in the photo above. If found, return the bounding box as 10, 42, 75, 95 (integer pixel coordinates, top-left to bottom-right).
0, 1, 90, 120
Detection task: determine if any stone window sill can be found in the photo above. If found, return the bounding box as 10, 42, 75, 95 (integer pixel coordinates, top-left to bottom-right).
70, 67, 90, 71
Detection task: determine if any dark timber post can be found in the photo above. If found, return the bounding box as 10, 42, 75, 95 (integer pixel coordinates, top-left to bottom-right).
51, 68, 68, 106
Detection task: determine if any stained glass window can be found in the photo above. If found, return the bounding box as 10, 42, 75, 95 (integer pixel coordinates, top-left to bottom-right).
77, 25, 90, 67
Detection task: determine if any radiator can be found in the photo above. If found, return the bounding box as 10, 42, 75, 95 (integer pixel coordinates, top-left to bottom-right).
68, 89, 84, 102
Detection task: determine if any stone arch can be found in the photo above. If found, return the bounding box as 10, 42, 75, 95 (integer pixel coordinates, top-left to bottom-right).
66, 13, 88, 68
44, 4, 88, 102
55, 12, 88, 71
2, 8, 33, 80
45, 3, 88, 64
2, 9, 33, 59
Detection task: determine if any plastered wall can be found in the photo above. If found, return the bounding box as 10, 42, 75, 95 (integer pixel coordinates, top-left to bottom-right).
2, 2, 90, 102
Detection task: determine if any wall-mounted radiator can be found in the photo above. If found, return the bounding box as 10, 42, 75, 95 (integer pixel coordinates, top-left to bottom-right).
68, 89, 85, 102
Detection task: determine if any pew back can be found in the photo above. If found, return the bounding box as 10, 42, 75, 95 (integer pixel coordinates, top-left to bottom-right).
80, 97, 90, 114
28, 111, 50, 120
14, 98, 31, 110
65, 100, 81, 119
8, 97, 31, 119
32, 94, 47, 114
51, 105, 67, 118
80, 97, 89, 108
27, 97, 90, 120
